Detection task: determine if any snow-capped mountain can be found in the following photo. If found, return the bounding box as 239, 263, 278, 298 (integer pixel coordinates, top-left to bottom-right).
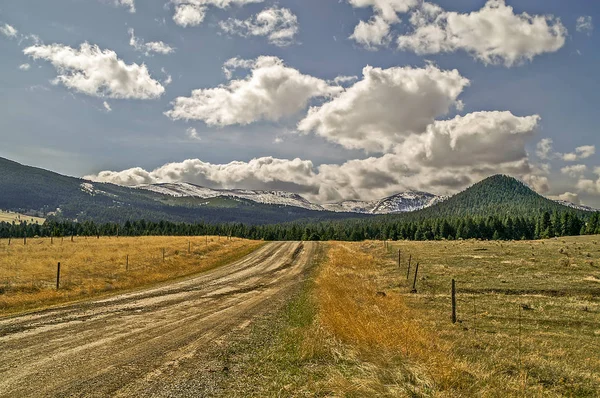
322, 191, 445, 214
136, 183, 323, 211
135, 183, 444, 214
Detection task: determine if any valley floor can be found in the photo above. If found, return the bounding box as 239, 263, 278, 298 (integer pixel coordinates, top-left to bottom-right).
1, 236, 599, 396
220, 237, 600, 397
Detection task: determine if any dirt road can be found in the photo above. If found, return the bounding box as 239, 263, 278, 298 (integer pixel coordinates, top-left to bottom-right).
0, 241, 316, 397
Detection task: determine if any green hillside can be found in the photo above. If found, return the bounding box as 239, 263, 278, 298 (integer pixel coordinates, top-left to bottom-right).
400, 174, 587, 220
0, 157, 362, 225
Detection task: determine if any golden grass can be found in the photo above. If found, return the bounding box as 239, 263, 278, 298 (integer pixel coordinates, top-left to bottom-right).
302, 237, 600, 396
0, 236, 264, 315
339, 237, 600, 397
311, 242, 466, 397
0, 210, 45, 224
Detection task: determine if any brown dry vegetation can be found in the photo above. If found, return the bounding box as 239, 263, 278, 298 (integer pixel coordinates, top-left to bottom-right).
0, 210, 45, 224
222, 237, 600, 397
312, 238, 600, 396
0, 236, 264, 315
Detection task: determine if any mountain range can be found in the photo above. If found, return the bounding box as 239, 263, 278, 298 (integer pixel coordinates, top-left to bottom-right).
136, 182, 444, 214
0, 156, 595, 225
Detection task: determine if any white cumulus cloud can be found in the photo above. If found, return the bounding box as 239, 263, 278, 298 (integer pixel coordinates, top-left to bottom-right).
103, 101, 112, 112
128, 28, 175, 55
350, 15, 392, 48
220, 7, 299, 47
561, 164, 587, 178
170, 0, 264, 27
562, 145, 596, 162
348, 0, 417, 23
19, 63, 31, 71
87, 110, 542, 202
23, 42, 165, 99
298, 64, 470, 152
347, 0, 418, 48
165, 56, 343, 126
397, 0, 567, 67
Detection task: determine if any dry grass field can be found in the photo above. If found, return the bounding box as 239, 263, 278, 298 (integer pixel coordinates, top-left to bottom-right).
0, 210, 45, 224
313, 238, 600, 397
218, 237, 600, 397
0, 236, 264, 315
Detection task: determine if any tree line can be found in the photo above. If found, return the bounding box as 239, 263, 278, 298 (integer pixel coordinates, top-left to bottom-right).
1, 211, 599, 242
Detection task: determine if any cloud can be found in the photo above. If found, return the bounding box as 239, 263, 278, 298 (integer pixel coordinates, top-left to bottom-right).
0, 23, 18, 38
576, 16, 593, 35
561, 164, 587, 178
347, 0, 418, 48
219, 6, 299, 47
562, 145, 596, 162
397, 0, 567, 67
87, 111, 542, 202
536, 139, 595, 162
170, 0, 264, 27
350, 15, 392, 48
165, 56, 343, 126
113, 0, 135, 13
103, 101, 112, 112
172, 4, 206, 27
536, 138, 553, 160
19, 63, 31, 71
550, 192, 581, 205
23, 42, 165, 99
186, 127, 201, 140
348, 0, 417, 22
331, 75, 358, 86
298, 64, 470, 152
221, 57, 256, 79
128, 28, 175, 55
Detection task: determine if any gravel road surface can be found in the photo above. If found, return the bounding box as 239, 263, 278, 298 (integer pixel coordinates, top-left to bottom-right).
0, 241, 316, 397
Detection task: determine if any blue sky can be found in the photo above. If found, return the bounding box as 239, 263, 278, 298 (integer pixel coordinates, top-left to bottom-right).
0, 0, 599, 206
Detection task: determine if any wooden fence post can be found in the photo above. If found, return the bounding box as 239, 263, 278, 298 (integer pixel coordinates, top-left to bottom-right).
23, 233, 26, 245
56, 262, 61, 290
398, 249, 401, 268
8, 237, 11, 246
411, 263, 419, 293
71, 235, 74, 242
188, 241, 191, 254
126, 255, 129, 271
162, 248, 165, 262
451, 279, 457, 324
406, 255, 412, 280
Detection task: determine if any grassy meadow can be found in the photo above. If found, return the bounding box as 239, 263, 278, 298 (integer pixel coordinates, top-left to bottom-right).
0, 210, 45, 224
0, 235, 264, 315
220, 237, 600, 397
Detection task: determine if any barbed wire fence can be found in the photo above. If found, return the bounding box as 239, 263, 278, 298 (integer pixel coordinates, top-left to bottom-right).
0, 235, 238, 293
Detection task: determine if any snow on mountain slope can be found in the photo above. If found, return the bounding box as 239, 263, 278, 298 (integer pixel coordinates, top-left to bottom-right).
555, 200, 598, 212
135, 183, 446, 214
136, 183, 323, 211
323, 191, 445, 214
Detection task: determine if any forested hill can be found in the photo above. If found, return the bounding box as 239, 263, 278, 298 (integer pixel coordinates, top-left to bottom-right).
397, 175, 587, 220
0, 157, 363, 224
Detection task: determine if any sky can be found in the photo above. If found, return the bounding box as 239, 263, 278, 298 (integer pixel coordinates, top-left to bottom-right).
1, 0, 599, 206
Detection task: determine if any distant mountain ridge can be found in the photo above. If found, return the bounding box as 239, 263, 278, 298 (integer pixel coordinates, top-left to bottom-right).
135, 179, 596, 216
135, 183, 445, 214
0, 157, 595, 225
